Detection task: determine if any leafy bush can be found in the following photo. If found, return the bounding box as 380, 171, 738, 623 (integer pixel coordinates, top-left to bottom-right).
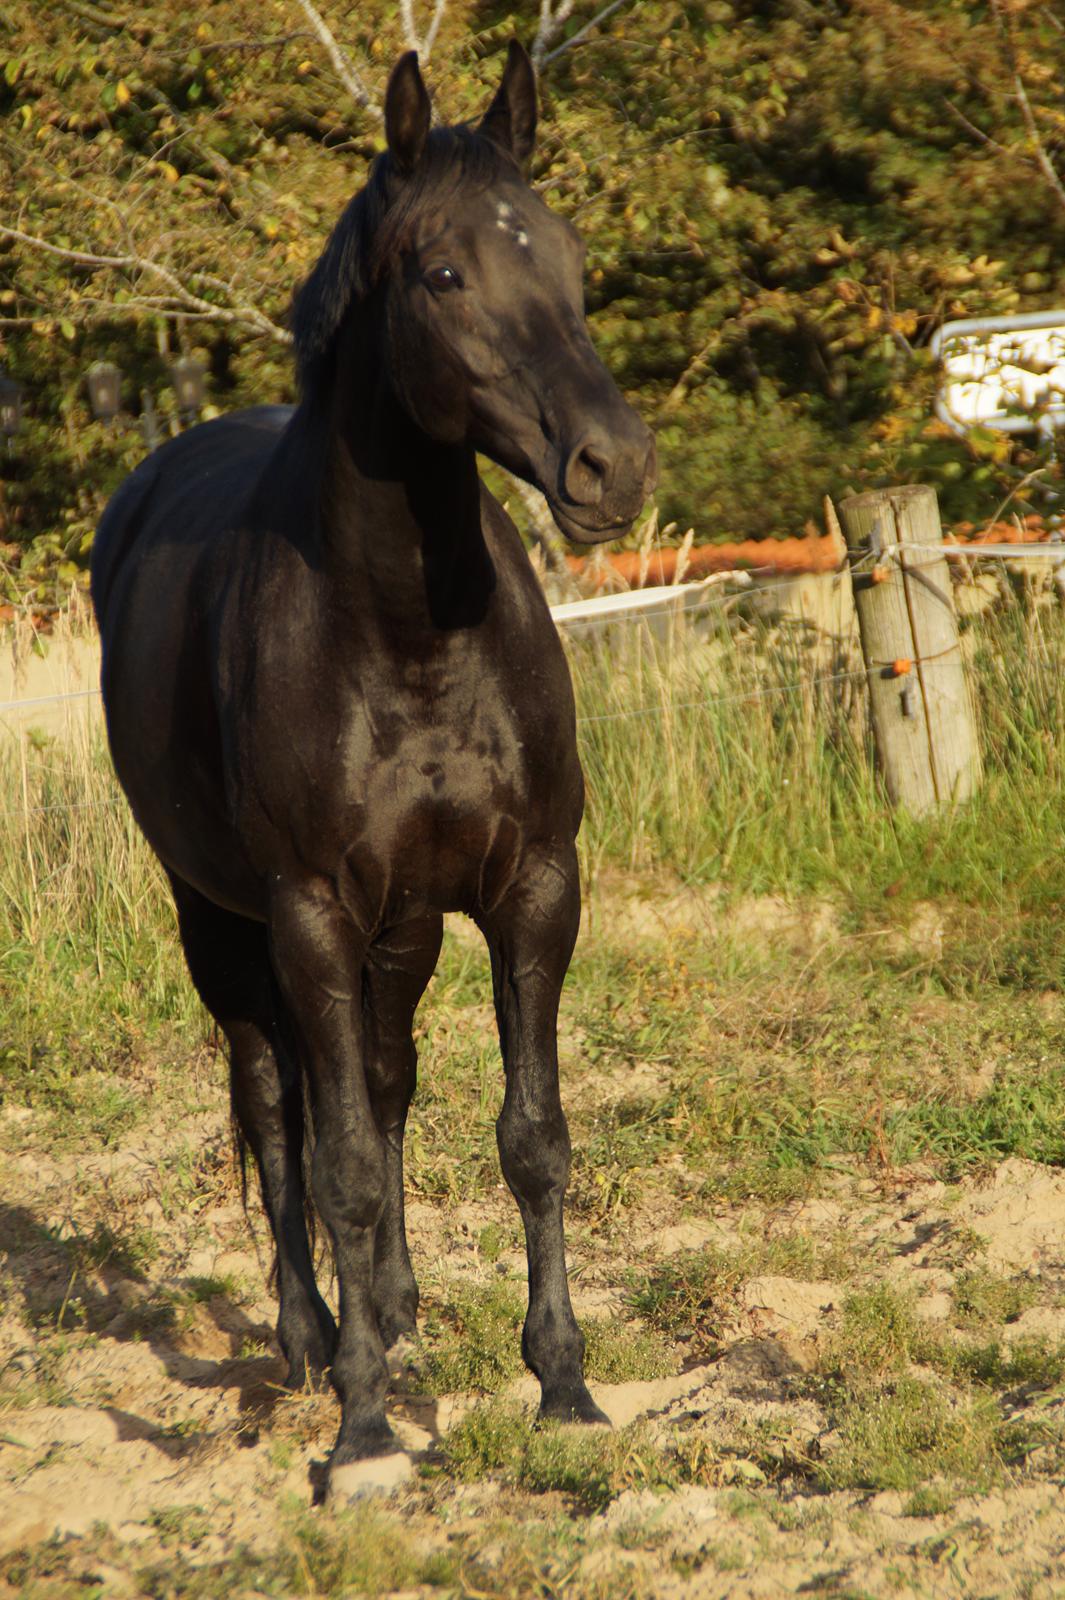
0, 0, 1062, 581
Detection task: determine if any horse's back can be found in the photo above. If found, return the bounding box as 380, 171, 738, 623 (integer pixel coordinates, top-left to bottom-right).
90, 404, 294, 629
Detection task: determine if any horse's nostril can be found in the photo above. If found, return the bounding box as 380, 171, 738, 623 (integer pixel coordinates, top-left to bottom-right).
565, 438, 612, 506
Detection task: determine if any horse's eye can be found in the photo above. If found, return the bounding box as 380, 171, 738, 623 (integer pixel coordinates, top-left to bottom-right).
425, 265, 463, 292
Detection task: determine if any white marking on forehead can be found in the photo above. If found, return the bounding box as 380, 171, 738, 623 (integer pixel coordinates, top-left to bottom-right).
493, 198, 530, 249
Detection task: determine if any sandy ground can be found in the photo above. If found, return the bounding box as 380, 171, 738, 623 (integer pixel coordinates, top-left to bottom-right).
2, 894, 1065, 1595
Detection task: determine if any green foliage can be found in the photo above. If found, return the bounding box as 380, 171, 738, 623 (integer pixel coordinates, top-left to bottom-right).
1, 0, 1063, 570
951, 1268, 1039, 1329
582, 1317, 675, 1384
818, 1374, 1018, 1493
416, 1280, 525, 1393
436, 1402, 715, 1511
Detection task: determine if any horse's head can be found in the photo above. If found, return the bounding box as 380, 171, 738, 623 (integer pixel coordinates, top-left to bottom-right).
294, 44, 656, 544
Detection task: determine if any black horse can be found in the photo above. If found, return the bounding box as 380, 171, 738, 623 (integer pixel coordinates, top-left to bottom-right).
91, 43, 655, 1488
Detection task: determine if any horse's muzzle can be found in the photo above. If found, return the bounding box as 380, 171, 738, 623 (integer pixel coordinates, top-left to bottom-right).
552, 416, 657, 544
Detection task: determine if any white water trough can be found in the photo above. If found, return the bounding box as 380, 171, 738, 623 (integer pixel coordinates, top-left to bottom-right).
932, 310, 1065, 438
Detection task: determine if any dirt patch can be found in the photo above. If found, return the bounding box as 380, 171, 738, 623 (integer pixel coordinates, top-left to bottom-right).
952, 1157, 1065, 1274
3, 1126, 1065, 1595
3, 902, 1065, 1598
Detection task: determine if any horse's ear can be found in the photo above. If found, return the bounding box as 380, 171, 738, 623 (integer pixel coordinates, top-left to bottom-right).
479, 40, 537, 166
385, 51, 431, 174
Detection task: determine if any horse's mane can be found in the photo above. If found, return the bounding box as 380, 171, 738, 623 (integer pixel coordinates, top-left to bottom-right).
291, 125, 516, 394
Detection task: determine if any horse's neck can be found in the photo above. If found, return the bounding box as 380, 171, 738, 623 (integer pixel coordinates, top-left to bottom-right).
309, 363, 496, 634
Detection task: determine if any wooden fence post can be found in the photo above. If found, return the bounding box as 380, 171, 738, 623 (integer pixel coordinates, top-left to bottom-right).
838, 485, 982, 814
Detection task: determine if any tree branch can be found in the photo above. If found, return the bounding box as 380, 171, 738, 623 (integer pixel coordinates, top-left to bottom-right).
1012, 70, 1065, 221
399, 0, 448, 84
292, 0, 381, 118
943, 97, 1012, 157
422, 0, 448, 60
532, 0, 577, 69
991, 0, 1065, 221
0, 224, 292, 343
543, 0, 633, 65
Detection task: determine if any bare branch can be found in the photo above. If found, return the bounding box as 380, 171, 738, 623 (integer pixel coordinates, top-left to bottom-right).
542, 0, 632, 66
400, 1, 448, 65
292, 0, 381, 118
423, 0, 448, 60
60, 0, 127, 30
152, 32, 317, 59
943, 98, 1013, 156
658, 331, 718, 416
1012, 70, 1065, 221
991, 0, 1065, 221
532, 0, 577, 69
400, 0, 419, 51
0, 223, 292, 343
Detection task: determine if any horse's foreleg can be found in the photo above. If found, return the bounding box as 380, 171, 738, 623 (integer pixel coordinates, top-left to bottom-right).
481, 848, 607, 1425
363, 914, 442, 1349
269, 883, 396, 1466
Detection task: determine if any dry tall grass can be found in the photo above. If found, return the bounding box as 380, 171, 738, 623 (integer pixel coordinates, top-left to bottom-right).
1, 576, 1063, 1048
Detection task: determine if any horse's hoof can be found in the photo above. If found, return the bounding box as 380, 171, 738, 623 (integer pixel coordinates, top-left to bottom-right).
384, 1332, 417, 1382
375, 1297, 418, 1353
539, 1387, 612, 1427
326, 1451, 413, 1503
283, 1331, 336, 1390
281, 1306, 338, 1389
284, 1355, 330, 1392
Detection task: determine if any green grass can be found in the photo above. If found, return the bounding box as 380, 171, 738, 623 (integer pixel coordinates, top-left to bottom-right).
825, 1285, 930, 1376
132, 1503, 456, 1599
805, 1284, 1065, 1492
951, 1336, 1065, 1391
817, 1374, 1019, 1493
951, 1268, 1039, 1329
628, 1247, 744, 1356
435, 1402, 716, 1512
414, 1280, 673, 1394
3, 594, 1065, 1201
0, 1508, 664, 1600
583, 1317, 675, 1384
627, 1230, 862, 1359
569, 592, 1065, 959
415, 1281, 525, 1394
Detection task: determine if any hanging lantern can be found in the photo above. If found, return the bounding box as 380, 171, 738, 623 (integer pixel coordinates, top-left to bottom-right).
170, 356, 206, 423
0, 370, 24, 442
87, 361, 123, 422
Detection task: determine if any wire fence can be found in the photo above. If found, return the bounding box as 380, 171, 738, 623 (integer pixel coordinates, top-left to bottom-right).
3, 542, 1064, 817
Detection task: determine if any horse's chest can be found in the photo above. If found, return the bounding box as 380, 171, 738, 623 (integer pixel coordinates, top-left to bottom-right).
301, 696, 541, 912
359, 720, 524, 837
